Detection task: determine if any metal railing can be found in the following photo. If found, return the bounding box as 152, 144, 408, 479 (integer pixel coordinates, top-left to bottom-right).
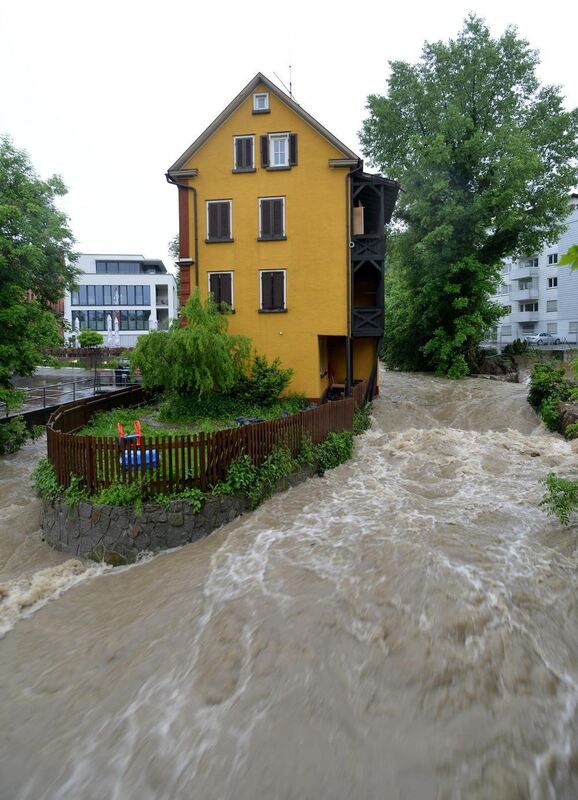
1, 374, 139, 417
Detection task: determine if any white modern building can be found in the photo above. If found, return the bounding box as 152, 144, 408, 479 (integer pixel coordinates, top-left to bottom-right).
64, 254, 178, 348
492, 196, 578, 345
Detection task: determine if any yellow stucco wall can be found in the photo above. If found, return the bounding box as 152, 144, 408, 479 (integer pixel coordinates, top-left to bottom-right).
179, 83, 350, 398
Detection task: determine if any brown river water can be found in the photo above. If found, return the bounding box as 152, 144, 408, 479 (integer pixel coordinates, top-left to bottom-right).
1, 371, 578, 799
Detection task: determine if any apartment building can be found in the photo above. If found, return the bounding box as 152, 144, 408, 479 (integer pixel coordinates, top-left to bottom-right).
166, 73, 400, 400
493, 197, 578, 344
64, 254, 178, 347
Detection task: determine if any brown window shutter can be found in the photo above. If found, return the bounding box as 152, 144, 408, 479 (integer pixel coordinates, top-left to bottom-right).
221, 274, 232, 306
209, 273, 219, 300
260, 200, 272, 238
289, 134, 298, 166
261, 135, 269, 167
272, 272, 284, 309
272, 199, 284, 237
219, 202, 231, 240
235, 138, 244, 169
208, 203, 219, 239
261, 272, 273, 309
245, 137, 253, 168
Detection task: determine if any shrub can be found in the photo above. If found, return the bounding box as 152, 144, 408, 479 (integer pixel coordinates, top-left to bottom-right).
92, 479, 149, 513
297, 435, 315, 465
528, 363, 571, 409
32, 458, 61, 502
540, 473, 578, 525
503, 339, 529, 356
214, 454, 260, 499
78, 330, 104, 348
0, 416, 28, 455
63, 475, 88, 507
353, 405, 372, 435
540, 397, 562, 432
315, 431, 354, 476
235, 354, 293, 406
565, 421, 578, 440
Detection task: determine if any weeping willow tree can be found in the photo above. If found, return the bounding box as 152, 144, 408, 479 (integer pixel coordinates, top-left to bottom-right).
131, 289, 251, 396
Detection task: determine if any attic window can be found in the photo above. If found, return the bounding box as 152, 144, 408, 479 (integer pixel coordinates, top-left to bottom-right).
253, 92, 269, 113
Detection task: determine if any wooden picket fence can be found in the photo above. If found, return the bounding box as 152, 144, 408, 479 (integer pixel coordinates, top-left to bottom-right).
46, 383, 367, 495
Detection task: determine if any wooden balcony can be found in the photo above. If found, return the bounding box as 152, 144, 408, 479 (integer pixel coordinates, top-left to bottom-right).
352, 307, 384, 337
351, 234, 384, 261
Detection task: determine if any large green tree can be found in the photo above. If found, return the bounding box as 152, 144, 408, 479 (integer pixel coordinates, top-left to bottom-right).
0, 136, 77, 387
361, 16, 578, 377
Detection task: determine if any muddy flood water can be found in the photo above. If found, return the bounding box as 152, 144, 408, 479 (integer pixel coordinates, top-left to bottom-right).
1, 371, 578, 799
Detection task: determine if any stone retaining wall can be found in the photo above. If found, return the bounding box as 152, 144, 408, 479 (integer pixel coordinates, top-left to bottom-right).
42, 465, 316, 564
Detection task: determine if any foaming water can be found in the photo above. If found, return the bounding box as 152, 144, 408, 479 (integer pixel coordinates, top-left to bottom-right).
0, 437, 108, 636
1, 372, 578, 799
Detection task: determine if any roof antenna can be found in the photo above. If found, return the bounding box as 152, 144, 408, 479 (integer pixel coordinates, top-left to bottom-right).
274, 66, 293, 100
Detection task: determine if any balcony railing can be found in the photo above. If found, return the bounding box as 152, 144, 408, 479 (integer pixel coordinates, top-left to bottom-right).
510, 287, 539, 302
510, 310, 540, 323
510, 266, 539, 281
352, 307, 384, 337
351, 235, 384, 261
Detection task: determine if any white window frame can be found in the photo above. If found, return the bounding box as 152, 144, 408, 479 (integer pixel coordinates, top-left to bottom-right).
258, 196, 286, 239
569, 321, 578, 333
502, 325, 512, 336
206, 199, 232, 241
259, 269, 286, 311
253, 92, 269, 112
547, 323, 558, 334
547, 300, 558, 313
207, 271, 234, 309
526, 257, 539, 268
548, 277, 558, 289
233, 135, 255, 170
269, 133, 289, 168
548, 253, 558, 265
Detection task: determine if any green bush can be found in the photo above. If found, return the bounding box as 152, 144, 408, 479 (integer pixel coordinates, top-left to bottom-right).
63, 475, 88, 507
353, 405, 372, 435
540, 397, 562, 432
32, 458, 62, 502
565, 421, 578, 440
540, 473, 578, 525
235, 354, 293, 406
78, 330, 104, 348
503, 339, 529, 356
158, 391, 307, 425
0, 416, 28, 455
215, 445, 295, 508
528, 363, 571, 409
315, 431, 354, 476
92, 479, 149, 513
213, 454, 260, 500
297, 435, 315, 465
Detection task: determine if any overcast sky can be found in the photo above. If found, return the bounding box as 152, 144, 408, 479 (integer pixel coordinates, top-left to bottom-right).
1, 0, 577, 274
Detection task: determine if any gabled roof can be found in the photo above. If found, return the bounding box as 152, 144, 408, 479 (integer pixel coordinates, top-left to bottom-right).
167, 72, 360, 173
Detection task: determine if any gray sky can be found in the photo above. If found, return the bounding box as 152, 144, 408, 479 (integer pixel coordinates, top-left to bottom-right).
1, 0, 577, 274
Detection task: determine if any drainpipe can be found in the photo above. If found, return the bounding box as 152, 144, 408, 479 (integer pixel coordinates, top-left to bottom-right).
345, 168, 353, 397
165, 172, 199, 289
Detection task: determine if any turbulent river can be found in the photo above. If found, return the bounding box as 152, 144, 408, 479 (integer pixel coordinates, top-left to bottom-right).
1, 372, 578, 799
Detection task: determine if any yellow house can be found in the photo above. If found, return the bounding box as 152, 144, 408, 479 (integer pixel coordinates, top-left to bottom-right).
166, 73, 399, 401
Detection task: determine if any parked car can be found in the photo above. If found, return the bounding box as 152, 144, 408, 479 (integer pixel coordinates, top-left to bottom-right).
525, 332, 561, 346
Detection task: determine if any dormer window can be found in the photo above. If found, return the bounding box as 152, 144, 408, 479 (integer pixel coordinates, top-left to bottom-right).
253, 92, 269, 113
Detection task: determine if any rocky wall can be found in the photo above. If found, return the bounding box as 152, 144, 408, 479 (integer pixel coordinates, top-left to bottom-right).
42, 466, 316, 564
